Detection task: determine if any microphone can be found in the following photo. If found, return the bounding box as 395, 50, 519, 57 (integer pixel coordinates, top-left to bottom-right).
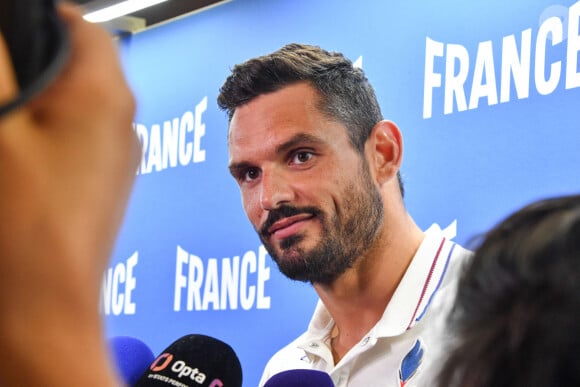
108, 336, 155, 386
263, 369, 335, 386
135, 334, 242, 387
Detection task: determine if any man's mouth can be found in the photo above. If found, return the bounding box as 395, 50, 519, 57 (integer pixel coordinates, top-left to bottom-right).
266, 213, 315, 239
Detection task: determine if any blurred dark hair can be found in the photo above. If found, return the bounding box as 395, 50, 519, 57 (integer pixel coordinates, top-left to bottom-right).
437, 194, 580, 387
217, 43, 403, 196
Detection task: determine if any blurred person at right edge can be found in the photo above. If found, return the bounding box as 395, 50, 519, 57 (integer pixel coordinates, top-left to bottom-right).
433, 194, 580, 387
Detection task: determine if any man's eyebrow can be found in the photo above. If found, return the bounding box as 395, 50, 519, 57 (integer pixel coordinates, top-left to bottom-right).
275, 133, 325, 154
228, 161, 252, 177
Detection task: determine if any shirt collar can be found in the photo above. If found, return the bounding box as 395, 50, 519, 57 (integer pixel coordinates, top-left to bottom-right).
376, 223, 451, 336
297, 223, 457, 347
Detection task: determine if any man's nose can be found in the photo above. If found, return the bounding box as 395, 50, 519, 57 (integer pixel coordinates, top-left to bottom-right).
259, 170, 294, 210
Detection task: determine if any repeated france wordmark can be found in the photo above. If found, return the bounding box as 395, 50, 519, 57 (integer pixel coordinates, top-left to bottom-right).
101, 252, 138, 316
423, 1, 580, 118
135, 96, 208, 174
173, 245, 271, 312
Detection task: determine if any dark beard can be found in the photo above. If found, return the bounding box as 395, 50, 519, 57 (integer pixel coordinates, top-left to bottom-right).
257, 160, 384, 285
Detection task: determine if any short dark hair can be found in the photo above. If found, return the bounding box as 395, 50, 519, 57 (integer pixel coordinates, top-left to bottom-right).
437, 194, 580, 387
217, 43, 403, 196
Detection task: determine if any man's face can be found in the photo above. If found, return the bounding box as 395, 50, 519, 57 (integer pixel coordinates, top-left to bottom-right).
228, 82, 384, 284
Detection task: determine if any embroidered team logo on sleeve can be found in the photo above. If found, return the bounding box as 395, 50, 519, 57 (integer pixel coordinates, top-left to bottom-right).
398, 339, 424, 386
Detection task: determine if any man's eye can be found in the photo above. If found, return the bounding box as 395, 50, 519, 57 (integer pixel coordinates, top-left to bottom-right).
244, 168, 260, 181
292, 151, 313, 164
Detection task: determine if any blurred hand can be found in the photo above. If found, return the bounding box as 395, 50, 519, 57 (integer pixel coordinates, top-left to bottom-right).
0, 3, 140, 386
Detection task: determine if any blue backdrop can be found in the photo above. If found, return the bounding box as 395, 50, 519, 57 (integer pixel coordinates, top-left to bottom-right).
104, 1, 580, 385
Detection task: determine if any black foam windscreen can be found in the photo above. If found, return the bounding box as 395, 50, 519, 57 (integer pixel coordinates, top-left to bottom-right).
135, 334, 242, 387
108, 336, 156, 386
0, 0, 69, 116
263, 369, 335, 386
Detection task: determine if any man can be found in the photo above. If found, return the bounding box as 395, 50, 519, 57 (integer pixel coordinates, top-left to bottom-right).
218, 43, 472, 386
0, 3, 140, 386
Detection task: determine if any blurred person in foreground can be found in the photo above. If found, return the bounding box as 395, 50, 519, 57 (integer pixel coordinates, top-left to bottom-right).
435, 194, 580, 387
0, 3, 140, 386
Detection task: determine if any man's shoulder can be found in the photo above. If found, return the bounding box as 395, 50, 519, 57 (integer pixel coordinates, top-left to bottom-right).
445, 241, 474, 282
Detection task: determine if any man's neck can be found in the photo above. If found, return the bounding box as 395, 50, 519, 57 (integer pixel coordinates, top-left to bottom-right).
313, 215, 424, 364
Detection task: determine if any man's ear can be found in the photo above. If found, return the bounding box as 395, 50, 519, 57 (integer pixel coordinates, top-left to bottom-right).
367, 120, 403, 185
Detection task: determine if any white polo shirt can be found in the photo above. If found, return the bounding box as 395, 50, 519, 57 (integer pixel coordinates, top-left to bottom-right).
259, 224, 472, 387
